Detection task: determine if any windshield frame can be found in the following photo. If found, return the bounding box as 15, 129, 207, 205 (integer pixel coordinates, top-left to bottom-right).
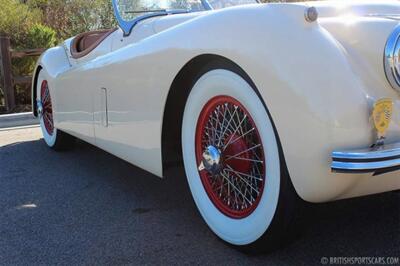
112, 0, 212, 36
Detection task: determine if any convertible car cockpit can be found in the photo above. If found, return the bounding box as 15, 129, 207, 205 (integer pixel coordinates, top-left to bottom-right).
70, 28, 118, 59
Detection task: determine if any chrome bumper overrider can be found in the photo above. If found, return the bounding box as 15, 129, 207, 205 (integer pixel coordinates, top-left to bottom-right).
331, 142, 400, 175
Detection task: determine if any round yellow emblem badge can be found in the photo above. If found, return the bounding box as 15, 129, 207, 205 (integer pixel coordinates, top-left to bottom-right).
372, 98, 393, 139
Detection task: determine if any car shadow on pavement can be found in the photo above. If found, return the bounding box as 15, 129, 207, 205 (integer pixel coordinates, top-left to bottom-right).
0, 138, 399, 265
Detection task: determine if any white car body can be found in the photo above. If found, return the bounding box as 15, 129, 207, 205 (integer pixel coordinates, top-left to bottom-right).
33, 0, 400, 204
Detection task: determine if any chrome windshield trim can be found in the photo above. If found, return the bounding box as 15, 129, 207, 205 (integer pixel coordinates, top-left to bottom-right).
331, 142, 400, 174
365, 14, 400, 20
112, 8, 190, 36
201, 0, 213, 10
112, 0, 211, 36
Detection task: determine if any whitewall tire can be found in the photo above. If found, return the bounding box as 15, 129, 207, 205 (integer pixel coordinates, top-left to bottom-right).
182, 68, 297, 251
36, 70, 75, 150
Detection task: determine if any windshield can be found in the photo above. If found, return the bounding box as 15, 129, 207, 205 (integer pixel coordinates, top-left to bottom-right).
207, 0, 258, 10
113, 0, 258, 35
116, 0, 205, 22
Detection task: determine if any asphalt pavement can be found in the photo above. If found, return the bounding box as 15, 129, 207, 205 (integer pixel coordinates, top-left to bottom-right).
0, 127, 399, 265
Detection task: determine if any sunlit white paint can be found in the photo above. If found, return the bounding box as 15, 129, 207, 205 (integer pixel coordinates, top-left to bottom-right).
33, 1, 400, 203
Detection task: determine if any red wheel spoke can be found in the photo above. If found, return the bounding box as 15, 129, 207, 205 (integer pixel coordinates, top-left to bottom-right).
40, 80, 54, 135
225, 166, 263, 182
228, 156, 263, 163
45, 113, 53, 127
43, 100, 52, 108
223, 127, 255, 151
225, 144, 261, 162
42, 86, 50, 103
220, 172, 253, 206
225, 166, 262, 189
222, 114, 248, 150
216, 106, 231, 146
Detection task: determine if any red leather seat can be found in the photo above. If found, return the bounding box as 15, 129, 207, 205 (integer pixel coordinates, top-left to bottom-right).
70, 28, 117, 59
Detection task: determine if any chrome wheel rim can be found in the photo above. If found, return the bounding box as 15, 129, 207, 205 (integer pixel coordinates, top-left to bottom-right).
195, 96, 266, 219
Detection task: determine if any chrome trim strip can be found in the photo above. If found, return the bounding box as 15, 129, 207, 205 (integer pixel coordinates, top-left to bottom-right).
331, 142, 400, 173
384, 24, 400, 93
332, 142, 400, 160
332, 158, 400, 171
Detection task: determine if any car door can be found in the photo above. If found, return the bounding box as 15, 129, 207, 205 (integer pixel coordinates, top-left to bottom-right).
53, 63, 96, 145
54, 32, 116, 144
91, 50, 163, 177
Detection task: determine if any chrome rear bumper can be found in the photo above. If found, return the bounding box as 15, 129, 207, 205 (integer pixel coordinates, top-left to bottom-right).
331, 142, 400, 175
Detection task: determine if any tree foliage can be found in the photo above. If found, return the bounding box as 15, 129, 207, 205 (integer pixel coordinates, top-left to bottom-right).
12, 24, 57, 78
1, 0, 116, 49
26, 23, 57, 49
0, 0, 41, 46
0, 0, 115, 110
26, 0, 116, 40
0, 0, 307, 110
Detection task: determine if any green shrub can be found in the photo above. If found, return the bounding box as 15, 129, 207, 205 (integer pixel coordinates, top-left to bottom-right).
12, 24, 57, 79
28, 0, 116, 40
0, 0, 42, 46
26, 23, 57, 49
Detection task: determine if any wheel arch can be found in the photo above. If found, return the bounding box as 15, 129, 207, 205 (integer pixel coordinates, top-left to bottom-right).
31, 65, 43, 117
31, 45, 71, 117
161, 54, 217, 176
161, 54, 295, 200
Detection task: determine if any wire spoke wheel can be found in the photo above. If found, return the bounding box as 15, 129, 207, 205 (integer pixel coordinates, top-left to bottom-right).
40, 80, 54, 136
36, 70, 75, 151
196, 96, 265, 219
183, 69, 295, 249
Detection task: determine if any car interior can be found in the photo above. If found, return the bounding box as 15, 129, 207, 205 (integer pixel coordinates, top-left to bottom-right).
70, 28, 117, 59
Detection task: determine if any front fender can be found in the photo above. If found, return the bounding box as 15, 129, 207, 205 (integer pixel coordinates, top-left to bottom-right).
208, 5, 400, 202
32, 45, 71, 116
155, 3, 400, 201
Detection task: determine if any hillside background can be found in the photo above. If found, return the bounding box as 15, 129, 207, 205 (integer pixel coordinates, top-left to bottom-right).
0, 0, 308, 113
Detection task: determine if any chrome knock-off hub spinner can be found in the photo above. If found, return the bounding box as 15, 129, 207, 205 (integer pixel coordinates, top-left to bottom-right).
37, 100, 44, 118
198, 146, 222, 175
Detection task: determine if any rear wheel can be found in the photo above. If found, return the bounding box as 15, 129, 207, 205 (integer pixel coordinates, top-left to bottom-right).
36, 70, 75, 151
182, 68, 298, 252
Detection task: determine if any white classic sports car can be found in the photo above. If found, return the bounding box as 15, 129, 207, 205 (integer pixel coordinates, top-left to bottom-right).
33, 0, 400, 251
